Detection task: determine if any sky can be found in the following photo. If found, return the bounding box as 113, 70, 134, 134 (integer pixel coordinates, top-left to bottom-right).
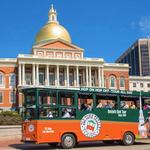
0, 0, 150, 62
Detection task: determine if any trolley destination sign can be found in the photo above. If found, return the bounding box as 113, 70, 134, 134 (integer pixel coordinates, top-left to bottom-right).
80, 87, 150, 97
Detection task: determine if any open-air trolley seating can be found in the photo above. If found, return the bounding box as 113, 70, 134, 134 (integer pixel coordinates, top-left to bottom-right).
21, 87, 150, 149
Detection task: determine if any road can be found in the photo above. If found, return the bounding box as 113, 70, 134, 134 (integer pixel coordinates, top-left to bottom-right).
0, 127, 150, 150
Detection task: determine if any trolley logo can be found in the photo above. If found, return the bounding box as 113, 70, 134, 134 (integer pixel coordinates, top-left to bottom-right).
28, 124, 34, 132
80, 114, 101, 138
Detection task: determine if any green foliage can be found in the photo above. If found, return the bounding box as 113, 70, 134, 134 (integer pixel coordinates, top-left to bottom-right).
0, 111, 19, 116
0, 111, 22, 125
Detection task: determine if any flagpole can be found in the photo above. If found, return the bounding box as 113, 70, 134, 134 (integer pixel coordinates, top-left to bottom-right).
138, 90, 147, 138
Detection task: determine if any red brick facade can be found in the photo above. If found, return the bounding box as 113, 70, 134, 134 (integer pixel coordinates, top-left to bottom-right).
0, 66, 17, 110
104, 70, 129, 90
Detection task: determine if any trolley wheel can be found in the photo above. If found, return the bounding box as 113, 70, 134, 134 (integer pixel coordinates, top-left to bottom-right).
61, 134, 76, 149
48, 142, 58, 146
122, 132, 135, 146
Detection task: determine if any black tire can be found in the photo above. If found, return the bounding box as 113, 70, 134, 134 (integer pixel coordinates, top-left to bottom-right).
61, 134, 76, 149
122, 132, 135, 146
48, 142, 58, 146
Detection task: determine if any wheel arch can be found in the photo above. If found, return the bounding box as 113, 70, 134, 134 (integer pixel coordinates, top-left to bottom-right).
123, 131, 135, 140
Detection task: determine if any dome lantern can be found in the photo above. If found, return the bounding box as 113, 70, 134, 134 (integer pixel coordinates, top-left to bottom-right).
48, 4, 58, 24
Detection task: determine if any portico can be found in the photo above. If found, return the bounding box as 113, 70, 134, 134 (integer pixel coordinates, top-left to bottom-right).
18, 56, 104, 88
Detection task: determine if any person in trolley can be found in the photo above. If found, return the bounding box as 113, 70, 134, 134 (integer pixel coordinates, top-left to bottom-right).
142, 112, 150, 135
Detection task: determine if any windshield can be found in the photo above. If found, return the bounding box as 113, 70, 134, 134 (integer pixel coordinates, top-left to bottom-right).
23, 91, 36, 120
26, 92, 36, 106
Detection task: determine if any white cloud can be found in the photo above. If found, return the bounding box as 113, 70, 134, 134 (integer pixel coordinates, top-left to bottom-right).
130, 16, 150, 37
138, 16, 150, 36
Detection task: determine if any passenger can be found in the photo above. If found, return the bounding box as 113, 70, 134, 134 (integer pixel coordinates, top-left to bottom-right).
130, 102, 136, 109
80, 103, 88, 111
111, 102, 116, 109
25, 110, 31, 120
105, 101, 112, 109
47, 109, 53, 118
123, 102, 129, 109
86, 103, 93, 111
141, 112, 150, 134
97, 100, 103, 108
70, 108, 76, 118
121, 101, 125, 108
143, 102, 150, 110
62, 108, 71, 118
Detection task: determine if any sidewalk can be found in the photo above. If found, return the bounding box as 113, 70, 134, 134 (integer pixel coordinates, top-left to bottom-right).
0, 125, 21, 129
0, 126, 21, 148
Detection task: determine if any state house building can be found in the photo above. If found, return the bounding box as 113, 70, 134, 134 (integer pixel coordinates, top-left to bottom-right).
0, 5, 129, 111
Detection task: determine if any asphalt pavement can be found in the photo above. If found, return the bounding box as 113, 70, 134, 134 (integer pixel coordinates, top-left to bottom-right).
0, 126, 150, 150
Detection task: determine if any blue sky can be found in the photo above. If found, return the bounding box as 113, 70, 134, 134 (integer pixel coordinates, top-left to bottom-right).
0, 0, 150, 62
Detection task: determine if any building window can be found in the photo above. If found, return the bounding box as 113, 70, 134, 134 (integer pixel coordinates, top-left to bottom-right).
133, 83, 136, 87
59, 73, 64, 86
0, 92, 3, 103
9, 73, 16, 87
120, 77, 125, 88
25, 73, 32, 85
109, 76, 116, 88
0, 72, 4, 86
39, 72, 45, 85
147, 83, 150, 88
140, 83, 144, 88
69, 73, 74, 86
10, 91, 16, 103
79, 74, 83, 86
49, 73, 55, 85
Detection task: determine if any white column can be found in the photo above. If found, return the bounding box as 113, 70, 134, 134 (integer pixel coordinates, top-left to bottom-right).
36, 64, 39, 85
86, 66, 89, 87
89, 66, 92, 87
22, 64, 25, 85
76, 66, 79, 87
66, 66, 69, 87
32, 64, 35, 85
46, 65, 49, 86
18, 64, 22, 86
98, 67, 101, 87
56, 65, 59, 87
101, 67, 104, 87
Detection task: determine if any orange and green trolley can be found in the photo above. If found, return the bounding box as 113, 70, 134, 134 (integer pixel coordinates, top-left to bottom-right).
21, 87, 150, 149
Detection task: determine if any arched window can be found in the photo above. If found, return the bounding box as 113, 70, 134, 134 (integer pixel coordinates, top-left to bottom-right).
9, 73, 16, 87
0, 72, 4, 86
120, 76, 125, 88
51, 15, 55, 21
109, 76, 116, 88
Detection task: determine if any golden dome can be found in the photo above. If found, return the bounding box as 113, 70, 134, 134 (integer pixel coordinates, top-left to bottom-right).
35, 5, 71, 44
35, 22, 71, 43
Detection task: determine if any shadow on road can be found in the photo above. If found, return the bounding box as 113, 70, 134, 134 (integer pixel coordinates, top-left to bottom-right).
9, 141, 150, 150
